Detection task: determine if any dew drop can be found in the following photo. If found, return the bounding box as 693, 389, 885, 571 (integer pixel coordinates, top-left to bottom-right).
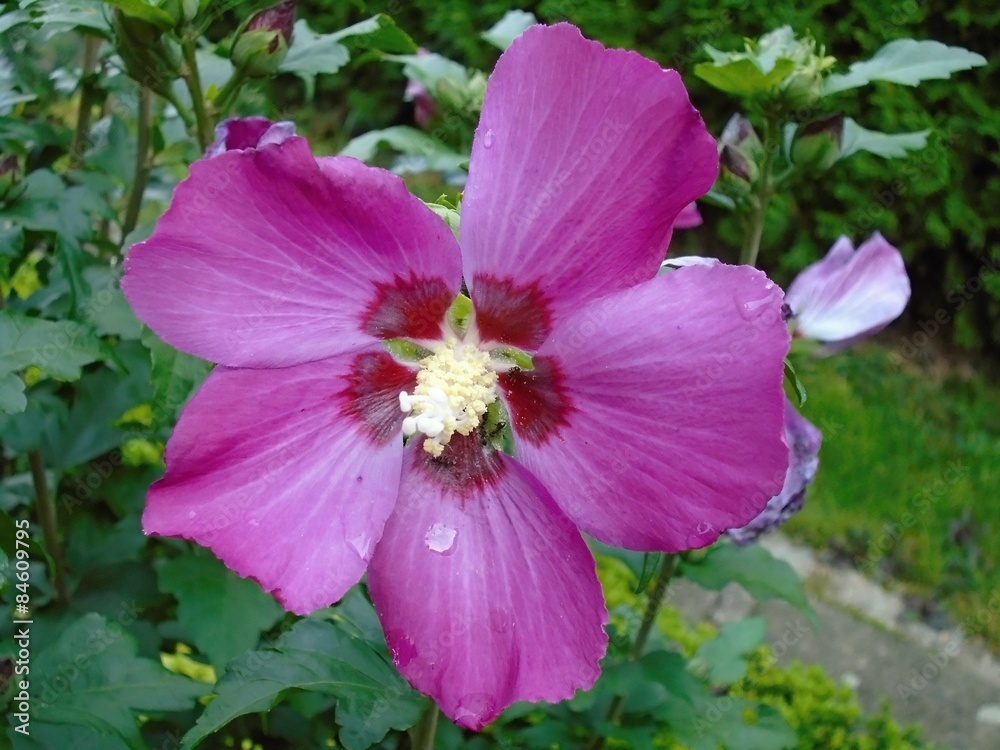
696, 522, 713, 535
736, 292, 773, 321
187, 511, 196, 519
248, 518, 259, 527
424, 523, 458, 554
483, 128, 495, 148
348, 533, 372, 559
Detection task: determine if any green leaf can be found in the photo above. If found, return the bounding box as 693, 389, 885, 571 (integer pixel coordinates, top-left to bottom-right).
691, 617, 767, 684
81, 265, 142, 340
481, 9, 537, 50
182, 615, 425, 750
330, 14, 417, 54
682, 542, 817, 626
0, 372, 26, 414
0, 312, 105, 383
693, 57, 795, 96
839, 118, 929, 159
783, 357, 807, 406
0, 169, 110, 243
824, 39, 987, 95
33, 613, 204, 749
21, 0, 111, 38
634, 552, 662, 594
157, 550, 284, 670
102, 0, 175, 30
340, 126, 467, 174
141, 328, 211, 422
386, 51, 470, 94
279, 19, 351, 98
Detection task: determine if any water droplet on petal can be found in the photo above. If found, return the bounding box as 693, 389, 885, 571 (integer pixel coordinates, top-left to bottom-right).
686, 522, 716, 549
424, 523, 458, 554
389, 633, 417, 667
483, 128, 494, 148
187, 511, 196, 519
454, 693, 494, 727
348, 533, 372, 559
248, 518, 259, 527
736, 292, 774, 321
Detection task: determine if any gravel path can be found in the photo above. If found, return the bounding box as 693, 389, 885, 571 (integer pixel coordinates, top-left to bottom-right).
671, 535, 1000, 750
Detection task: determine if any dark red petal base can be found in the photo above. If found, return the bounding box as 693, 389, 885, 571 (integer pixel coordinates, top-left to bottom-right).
499, 356, 575, 446
472, 275, 553, 350
413, 434, 506, 495
363, 273, 455, 341
339, 350, 416, 443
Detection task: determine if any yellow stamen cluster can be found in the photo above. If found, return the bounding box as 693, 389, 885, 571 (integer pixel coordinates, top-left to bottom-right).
399, 341, 498, 457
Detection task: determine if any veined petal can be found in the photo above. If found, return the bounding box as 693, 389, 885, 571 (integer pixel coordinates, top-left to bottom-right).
785, 233, 910, 344
204, 116, 296, 157
461, 23, 718, 349
367, 437, 607, 730
123, 138, 462, 368
728, 399, 822, 545
143, 349, 412, 615
505, 264, 790, 551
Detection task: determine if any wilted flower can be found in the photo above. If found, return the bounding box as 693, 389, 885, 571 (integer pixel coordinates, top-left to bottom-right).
727, 399, 822, 545
204, 116, 295, 157
124, 24, 790, 729
786, 233, 911, 346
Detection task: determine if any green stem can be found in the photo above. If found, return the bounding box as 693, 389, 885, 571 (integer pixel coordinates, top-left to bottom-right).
738, 119, 776, 268
180, 38, 212, 150
410, 703, 439, 750
212, 68, 248, 115
121, 87, 153, 242
28, 449, 70, 605
158, 85, 196, 129
589, 554, 679, 750
69, 35, 102, 169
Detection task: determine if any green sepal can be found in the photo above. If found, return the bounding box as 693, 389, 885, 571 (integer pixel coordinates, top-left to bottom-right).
482, 398, 515, 455
633, 552, 663, 594
447, 293, 472, 338
490, 346, 534, 372
783, 357, 807, 406
383, 337, 431, 363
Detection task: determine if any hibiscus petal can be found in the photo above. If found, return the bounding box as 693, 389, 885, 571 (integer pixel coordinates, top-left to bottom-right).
367, 436, 607, 730
461, 23, 718, 349
785, 233, 910, 344
673, 202, 703, 229
727, 399, 822, 545
123, 138, 462, 368
143, 349, 412, 615
505, 264, 790, 551
204, 116, 296, 157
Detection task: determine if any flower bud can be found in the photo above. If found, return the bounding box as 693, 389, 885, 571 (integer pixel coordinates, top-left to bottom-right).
791, 114, 844, 172
718, 113, 761, 183
232, 0, 296, 79
111, 8, 179, 93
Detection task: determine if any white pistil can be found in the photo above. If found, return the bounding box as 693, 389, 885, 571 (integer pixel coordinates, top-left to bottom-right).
399, 340, 498, 457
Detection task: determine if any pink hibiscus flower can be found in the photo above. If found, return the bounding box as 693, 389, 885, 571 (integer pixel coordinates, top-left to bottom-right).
122, 24, 790, 729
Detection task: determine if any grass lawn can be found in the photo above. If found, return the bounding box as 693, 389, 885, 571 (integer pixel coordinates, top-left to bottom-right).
784, 342, 1000, 647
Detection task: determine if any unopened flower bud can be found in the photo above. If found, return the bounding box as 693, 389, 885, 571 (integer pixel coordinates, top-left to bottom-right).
232, 0, 296, 79
718, 113, 761, 183
111, 8, 179, 93
791, 114, 844, 172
